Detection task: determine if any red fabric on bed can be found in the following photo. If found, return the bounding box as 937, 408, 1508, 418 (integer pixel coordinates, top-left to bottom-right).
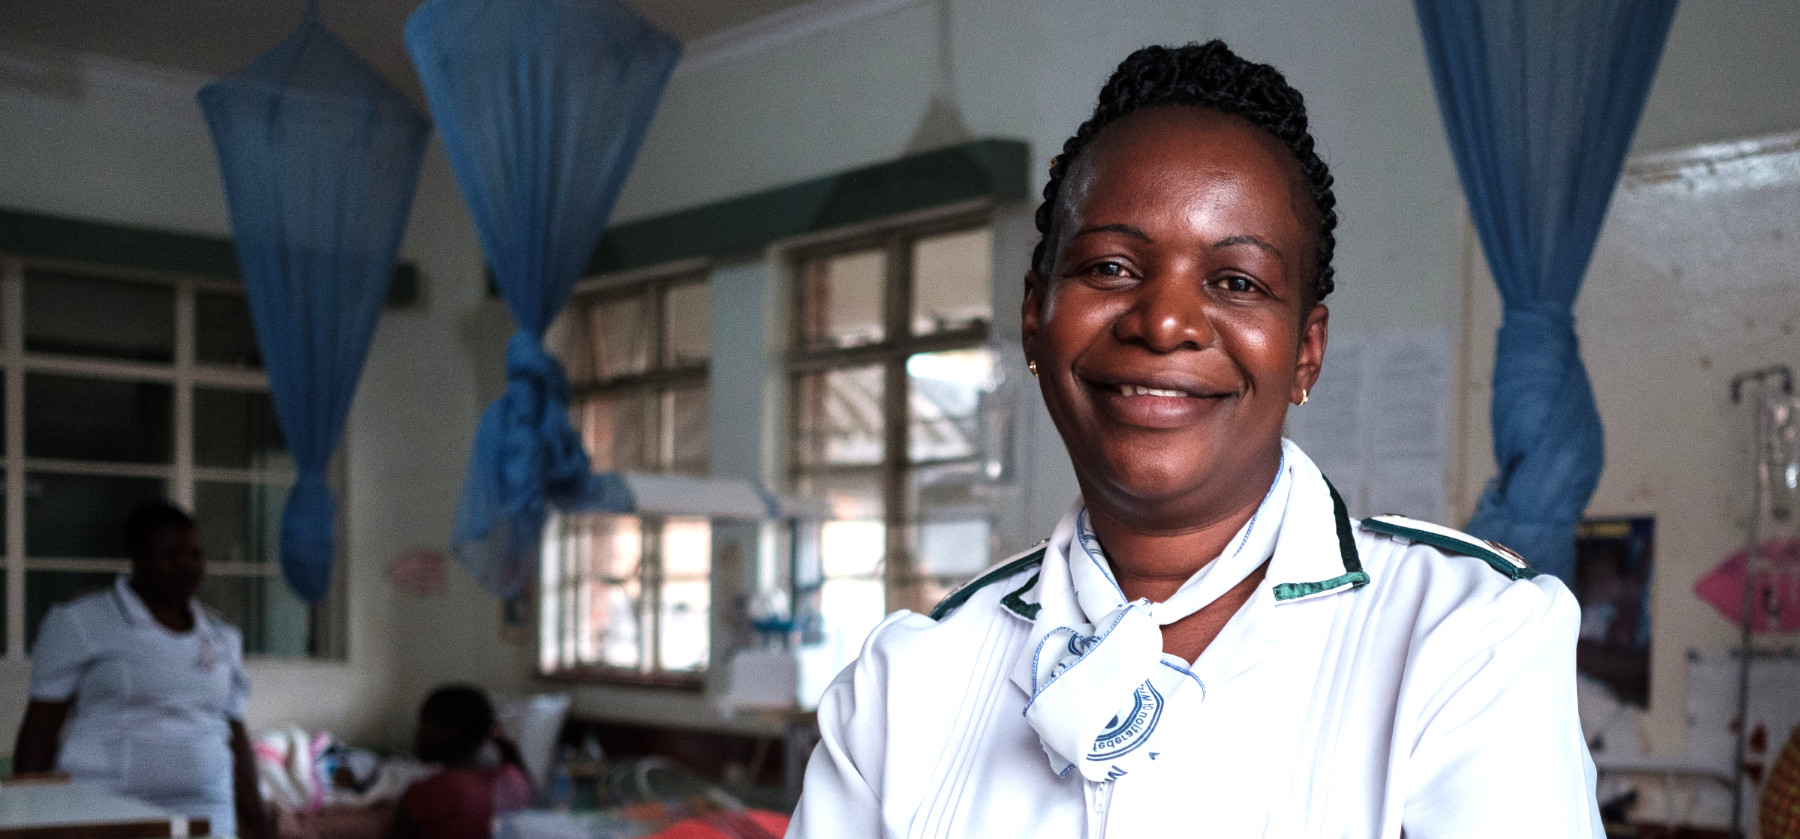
643, 809, 790, 839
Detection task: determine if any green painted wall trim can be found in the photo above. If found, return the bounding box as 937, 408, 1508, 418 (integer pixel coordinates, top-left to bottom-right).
588, 138, 1031, 275
0, 207, 421, 307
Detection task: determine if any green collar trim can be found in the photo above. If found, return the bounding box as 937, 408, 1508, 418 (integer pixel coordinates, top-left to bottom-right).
1000, 573, 1042, 620
1273, 479, 1370, 602
928, 547, 1046, 621
1359, 516, 1539, 580
1271, 571, 1369, 602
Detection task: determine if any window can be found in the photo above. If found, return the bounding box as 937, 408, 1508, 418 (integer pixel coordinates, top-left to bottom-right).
539, 272, 713, 684
0, 257, 337, 659
789, 218, 996, 664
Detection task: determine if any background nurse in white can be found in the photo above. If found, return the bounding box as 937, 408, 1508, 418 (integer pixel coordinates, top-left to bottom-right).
12, 500, 266, 838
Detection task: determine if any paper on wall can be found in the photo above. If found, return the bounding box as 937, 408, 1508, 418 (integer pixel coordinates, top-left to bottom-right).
1285, 328, 1452, 524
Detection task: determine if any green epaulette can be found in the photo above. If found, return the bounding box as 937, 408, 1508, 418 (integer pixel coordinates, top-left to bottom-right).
1359, 514, 1538, 580
928, 545, 1047, 621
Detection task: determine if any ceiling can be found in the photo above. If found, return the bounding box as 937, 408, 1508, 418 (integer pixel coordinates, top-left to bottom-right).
0, 0, 818, 99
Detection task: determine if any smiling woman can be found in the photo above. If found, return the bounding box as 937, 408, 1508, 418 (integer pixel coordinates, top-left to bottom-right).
787, 41, 1603, 839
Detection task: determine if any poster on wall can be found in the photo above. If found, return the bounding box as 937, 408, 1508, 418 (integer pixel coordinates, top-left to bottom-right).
1574, 516, 1655, 707
1284, 327, 1452, 523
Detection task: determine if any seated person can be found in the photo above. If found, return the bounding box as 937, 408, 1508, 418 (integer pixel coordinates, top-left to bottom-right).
12, 500, 264, 838
393, 685, 532, 839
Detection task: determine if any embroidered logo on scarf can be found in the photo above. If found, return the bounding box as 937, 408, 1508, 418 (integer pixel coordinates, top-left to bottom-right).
1019, 449, 1296, 783
1088, 680, 1163, 760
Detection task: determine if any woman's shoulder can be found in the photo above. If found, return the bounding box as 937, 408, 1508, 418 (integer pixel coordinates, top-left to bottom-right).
927, 543, 1049, 622
1357, 514, 1538, 582
38, 585, 125, 634
1350, 514, 1576, 631
836, 544, 1047, 689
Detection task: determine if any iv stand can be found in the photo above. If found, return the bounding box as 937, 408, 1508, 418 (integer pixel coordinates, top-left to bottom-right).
1727, 364, 1793, 839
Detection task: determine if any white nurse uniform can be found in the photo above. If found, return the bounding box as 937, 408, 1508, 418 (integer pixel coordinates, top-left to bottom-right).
789, 440, 1602, 838
28, 574, 250, 834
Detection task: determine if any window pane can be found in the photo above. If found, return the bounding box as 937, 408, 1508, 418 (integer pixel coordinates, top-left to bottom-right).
662, 385, 708, 475
195, 389, 290, 470
659, 579, 709, 672
579, 393, 648, 471
794, 365, 885, 467
562, 513, 643, 669
911, 227, 992, 336
573, 513, 640, 582
794, 468, 887, 587
199, 573, 313, 656
27, 473, 166, 557
795, 469, 884, 521
27, 375, 173, 463
663, 281, 711, 367
583, 580, 643, 669
196, 291, 263, 368
24, 270, 174, 362
579, 294, 650, 381
819, 576, 885, 652
193, 481, 285, 565
801, 249, 885, 349
820, 519, 885, 578
662, 517, 711, 578
915, 519, 991, 577
910, 460, 990, 577
25, 569, 116, 651
907, 348, 993, 463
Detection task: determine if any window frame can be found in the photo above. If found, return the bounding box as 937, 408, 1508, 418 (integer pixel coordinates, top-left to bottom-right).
567, 270, 711, 472
785, 210, 995, 616
539, 265, 714, 688
0, 253, 346, 661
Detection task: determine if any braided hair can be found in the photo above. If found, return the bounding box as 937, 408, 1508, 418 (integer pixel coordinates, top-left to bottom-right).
1032, 41, 1338, 306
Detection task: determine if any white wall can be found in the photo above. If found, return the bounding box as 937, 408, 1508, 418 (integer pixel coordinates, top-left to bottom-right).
1632, 0, 1800, 155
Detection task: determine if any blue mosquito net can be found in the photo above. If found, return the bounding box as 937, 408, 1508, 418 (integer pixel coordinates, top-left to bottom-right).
1415, 0, 1676, 584
199, 3, 430, 602
406, 0, 681, 598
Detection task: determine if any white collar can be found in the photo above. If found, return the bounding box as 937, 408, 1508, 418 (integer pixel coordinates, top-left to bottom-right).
112, 574, 217, 640
1004, 440, 1367, 689
998, 440, 1368, 780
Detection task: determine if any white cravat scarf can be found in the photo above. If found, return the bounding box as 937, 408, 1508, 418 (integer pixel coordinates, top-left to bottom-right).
1021, 449, 1292, 782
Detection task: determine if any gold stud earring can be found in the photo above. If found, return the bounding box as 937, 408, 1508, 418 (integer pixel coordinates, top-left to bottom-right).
1028, 360, 1039, 378
1299, 388, 1310, 406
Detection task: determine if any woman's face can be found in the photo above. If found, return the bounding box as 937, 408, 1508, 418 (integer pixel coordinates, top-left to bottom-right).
1023, 106, 1328, 526
131, 523, 205, 603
